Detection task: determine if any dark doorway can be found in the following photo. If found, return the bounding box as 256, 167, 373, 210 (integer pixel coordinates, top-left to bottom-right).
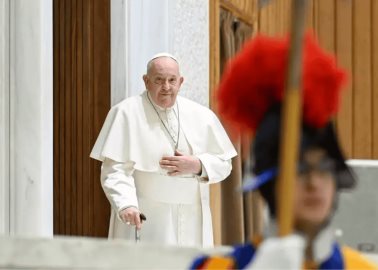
53, 0, 111, 237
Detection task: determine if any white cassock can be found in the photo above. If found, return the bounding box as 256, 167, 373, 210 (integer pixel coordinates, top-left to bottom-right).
90, 91, 237, 247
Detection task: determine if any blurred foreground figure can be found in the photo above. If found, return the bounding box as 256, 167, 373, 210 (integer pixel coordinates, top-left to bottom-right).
190, 34, 377, 269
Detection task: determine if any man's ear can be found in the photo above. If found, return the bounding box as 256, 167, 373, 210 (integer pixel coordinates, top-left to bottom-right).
179, 76, 184, 86
143, 75, 149, 87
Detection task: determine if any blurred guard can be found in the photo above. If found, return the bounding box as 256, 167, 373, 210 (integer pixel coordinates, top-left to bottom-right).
190, 34, 378, 269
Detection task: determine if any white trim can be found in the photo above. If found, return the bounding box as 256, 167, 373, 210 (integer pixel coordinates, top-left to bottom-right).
0, 0, 10, 235
40, 0, 53, 236
347, 159, 378, 167
9, 0, 14, 235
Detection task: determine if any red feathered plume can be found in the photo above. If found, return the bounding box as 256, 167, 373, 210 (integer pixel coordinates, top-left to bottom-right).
217, 33, 347, 134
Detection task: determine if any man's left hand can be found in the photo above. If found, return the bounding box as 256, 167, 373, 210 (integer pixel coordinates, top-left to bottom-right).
159, 150, 202, 176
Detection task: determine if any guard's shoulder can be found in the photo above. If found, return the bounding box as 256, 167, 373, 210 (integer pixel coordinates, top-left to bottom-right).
342, 246, 378, 269
189, 243, 256, 270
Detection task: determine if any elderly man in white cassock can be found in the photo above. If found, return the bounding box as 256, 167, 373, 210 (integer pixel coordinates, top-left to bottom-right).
90, 53, 237, 247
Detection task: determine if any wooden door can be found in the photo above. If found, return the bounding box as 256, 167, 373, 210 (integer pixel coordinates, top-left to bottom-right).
53, 0, 111, 237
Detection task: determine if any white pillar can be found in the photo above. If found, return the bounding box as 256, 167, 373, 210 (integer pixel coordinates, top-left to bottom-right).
8, 0, 53, 237
0, 0, 10, 235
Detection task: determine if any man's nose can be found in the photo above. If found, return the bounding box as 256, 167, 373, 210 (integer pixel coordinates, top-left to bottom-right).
162, 79, 170, 89
305, 171, 324, 187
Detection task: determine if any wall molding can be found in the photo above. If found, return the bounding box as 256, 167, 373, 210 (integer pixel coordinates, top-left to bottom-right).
0, 0, 10, 235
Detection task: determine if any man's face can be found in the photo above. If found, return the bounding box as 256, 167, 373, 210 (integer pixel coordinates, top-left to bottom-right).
143, 57, 183, 108
293, 148, 336, 232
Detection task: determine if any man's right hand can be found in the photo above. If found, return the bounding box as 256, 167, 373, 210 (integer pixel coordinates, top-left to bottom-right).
119, 207, 143, 230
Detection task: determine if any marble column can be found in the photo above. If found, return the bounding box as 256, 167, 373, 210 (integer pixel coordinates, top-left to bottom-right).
0, 0, 10, 235
7, 0, 53, 237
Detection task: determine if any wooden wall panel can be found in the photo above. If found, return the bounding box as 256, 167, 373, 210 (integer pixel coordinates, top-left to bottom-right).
93, 0, 112, 236
82, 0, 93, 235
259, 3, 271, 34
257, 0, 377, 160
306, 0, 315, 31
53, 0, 111, 237
76, 0, 84, 236
220, 0, 255, 25
258, 0, 292, 36
353, 0, 372, 158
373, 0, 378, 159
209, 0, 222, 245
278, 0, 291, 35
316, 0, 335, 53
336, 0, 353, 157
209, 0, 258, 245
64, 0, 72, 235
52, 0, 60, 235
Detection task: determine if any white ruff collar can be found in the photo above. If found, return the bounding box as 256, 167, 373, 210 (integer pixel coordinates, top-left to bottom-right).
264, 219, 335, 263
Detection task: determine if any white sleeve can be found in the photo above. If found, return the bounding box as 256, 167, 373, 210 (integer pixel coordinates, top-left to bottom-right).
195, 153, 232, 184
100, 158, 139, 213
